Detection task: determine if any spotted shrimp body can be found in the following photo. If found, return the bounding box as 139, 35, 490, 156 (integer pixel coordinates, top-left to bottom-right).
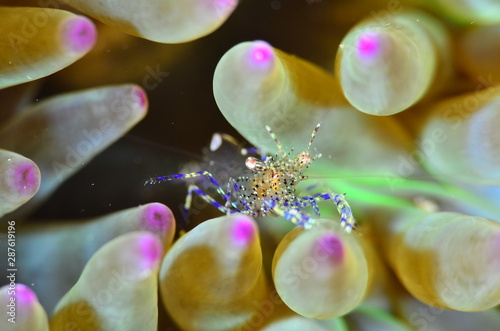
146, 124, 356, 232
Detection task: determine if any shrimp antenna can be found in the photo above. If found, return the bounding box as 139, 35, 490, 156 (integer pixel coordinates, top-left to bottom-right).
307, 123, 321, 151
265, 125, 286, 157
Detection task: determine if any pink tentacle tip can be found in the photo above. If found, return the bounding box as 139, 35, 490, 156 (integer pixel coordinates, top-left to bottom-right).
210, 0, 238, 12
138, 235, 163, 269
231, 216, 256, 247
132, 86, 148, 109
62, 16, 97, 54
247, 41, 275, 70
7, 161, 40, 197
141, 203, 172, 235
13, 284, 37, 305
356, 31, 382, 61
315, 233, 344, 264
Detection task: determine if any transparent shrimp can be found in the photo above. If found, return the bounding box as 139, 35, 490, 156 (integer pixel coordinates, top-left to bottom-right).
146, 124, 356, 232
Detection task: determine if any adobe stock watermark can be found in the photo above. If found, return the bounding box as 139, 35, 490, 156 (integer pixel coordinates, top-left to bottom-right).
338, 0, 404, 58
237, 289, 284, 331
51, 93, 140, 180
142, 64, 169, 90
406, 276, 466, 330
255, 95, 298, 153
8, 0, 81, 48
61, 266, 137, 330
37, 0, 70, 10
238, 234, 343, 330
176, 184, 220, 223
265, 104, 297, 139
175, 157, 244, 224
7, 5, 55, 48
277, 235, 342, 292
5, 220, 18, 324
383, 73, 499, 191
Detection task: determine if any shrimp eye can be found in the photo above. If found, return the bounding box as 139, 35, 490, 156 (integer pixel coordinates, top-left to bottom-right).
245, 157, 260, 170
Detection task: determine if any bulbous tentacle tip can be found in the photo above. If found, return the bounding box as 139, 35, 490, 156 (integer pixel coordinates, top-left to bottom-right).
3, 157, 40, 202
140, 203, 174, 234
62, 16, 97, 54
314, 233, 345, 264
230, 215, 257, 247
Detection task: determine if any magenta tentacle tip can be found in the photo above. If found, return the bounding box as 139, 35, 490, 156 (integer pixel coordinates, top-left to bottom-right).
133, 86, 148, 109
6, 160, 40, 199
138, 235, 163, 269
356, 31, 382, 61
315, 233, 344, 264
247, 41, 275, 71
231, 216, 256, 247
13, 284, 37, 305
62, 16, 97, 54
141, 203, 172, 235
